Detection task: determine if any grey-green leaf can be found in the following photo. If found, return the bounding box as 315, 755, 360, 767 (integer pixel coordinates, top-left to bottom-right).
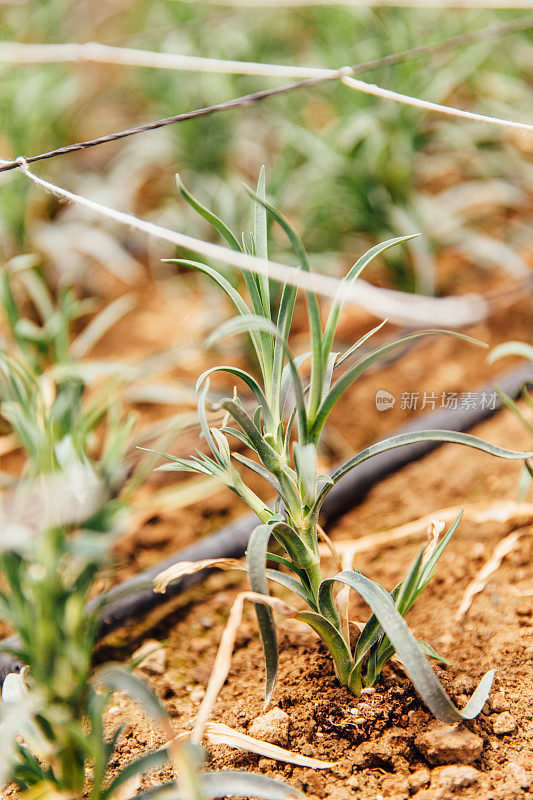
320, 571, 495, 722
134, 771, 304, 800
247, 525, 279, 703
95, 665, 166, 723
313, 430, 533, 519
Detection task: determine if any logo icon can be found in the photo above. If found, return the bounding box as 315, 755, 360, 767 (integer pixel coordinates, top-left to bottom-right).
375, 389, 395, 411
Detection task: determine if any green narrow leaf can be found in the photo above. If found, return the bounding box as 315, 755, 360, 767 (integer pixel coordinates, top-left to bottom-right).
244, 187, 323, 422
102, 750, 171, 799
0, 267, 22, 335
322, 235, 416, 362
312, 330, 487, 439
162, 258, 264, 373
217, 396, 280, 472
280, 352, 310, 414
173, 742, 206, 800
163, 259, 249, 316
316, 573, 342, 629
293, 443, 316, 506
232, 452, 282, 494
353, 584, 401, 664
176, 174, 241, 251
312, 430, 533, 522
417, 640, 450, 665
322, 351, 339, 401
207, 315, 308, 442
16, 268, 55, 323
319, 571, 495, 722
265, 568, 316, 608
220, 426, 255, 449
196, 365, 274, 430
494, 385, 533, 437
95, 666, 167, 723
266, 552, 304, 576
254, 166, 270, 317
272, 281, 298, 419
395, 548, 425, 616
335, 319, 388, 370
134, 771, 304, 800
201, 771, 305, 799
247, 525, 279, 703
196, 379, 225, 467
272, 522, 318, 570
296, 611, 353, 685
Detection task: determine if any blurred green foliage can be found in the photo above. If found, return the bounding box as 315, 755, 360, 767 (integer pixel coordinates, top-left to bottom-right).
0, 2, 531, 288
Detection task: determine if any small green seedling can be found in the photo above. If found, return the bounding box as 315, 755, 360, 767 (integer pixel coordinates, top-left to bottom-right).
155, 172, 533, 722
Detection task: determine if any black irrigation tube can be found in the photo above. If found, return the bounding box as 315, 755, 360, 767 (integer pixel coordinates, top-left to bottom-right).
0, 362, 531, 684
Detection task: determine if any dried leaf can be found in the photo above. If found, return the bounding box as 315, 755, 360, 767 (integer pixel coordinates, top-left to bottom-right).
422, 520, 446, 565
154, 558, 246, 593
202, 723, 335, 770
192, 592, 297, 743
454, 531, 524, 622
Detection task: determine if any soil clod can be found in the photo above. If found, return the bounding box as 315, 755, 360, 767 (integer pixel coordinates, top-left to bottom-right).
414, 724, 483, 765
492, 711, 517, 734
249, 707, 291, 747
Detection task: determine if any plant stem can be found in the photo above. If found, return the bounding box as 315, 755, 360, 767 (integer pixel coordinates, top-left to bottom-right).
305, 560, 323, 600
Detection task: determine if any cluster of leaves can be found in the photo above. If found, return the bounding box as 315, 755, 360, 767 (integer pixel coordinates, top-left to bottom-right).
156, 174, 532, 720
0, 260, 299, 800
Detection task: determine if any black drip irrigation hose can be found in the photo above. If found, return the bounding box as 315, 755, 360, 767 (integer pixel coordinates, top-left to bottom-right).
0, 363, 531, 684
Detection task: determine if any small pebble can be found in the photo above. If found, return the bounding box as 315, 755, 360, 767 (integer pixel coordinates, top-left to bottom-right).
415, 723, 483, 765
132, 639, 167, 675
189, 685, 205, 703
249, 707, 290, 747
490, 691, 510, 713
492, 711, 517, 734
434, 765, 480, 790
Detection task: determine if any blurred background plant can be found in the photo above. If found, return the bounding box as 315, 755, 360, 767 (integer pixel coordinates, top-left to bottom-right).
0, 2, 531, 295
0, 255, 301, 800
0, 468, 302, 799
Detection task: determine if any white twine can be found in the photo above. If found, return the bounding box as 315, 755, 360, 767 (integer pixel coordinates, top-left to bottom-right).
342, 76, 533, 133
0, 41, 335, 79
7, 157, 488, 328
0, 42, 531, 133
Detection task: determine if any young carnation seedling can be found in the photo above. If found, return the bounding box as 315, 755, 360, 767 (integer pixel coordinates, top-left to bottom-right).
155, 171, 533, 722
